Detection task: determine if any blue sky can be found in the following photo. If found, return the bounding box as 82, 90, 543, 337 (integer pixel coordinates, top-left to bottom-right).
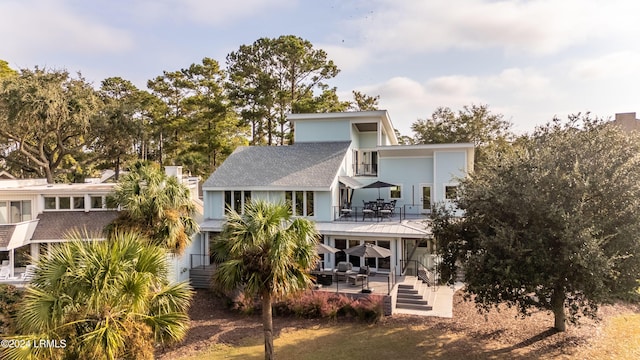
2, 0, 640, 136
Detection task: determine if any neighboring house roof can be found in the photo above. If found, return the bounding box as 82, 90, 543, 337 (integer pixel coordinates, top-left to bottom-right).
31, 211, 119, 241
0, 225, 16, 248
203, 141, 351, 190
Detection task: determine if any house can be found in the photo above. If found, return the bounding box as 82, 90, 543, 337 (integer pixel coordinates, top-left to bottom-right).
0, 166, 204, 284
614, 112, 640, 133
200, 111, 473, 278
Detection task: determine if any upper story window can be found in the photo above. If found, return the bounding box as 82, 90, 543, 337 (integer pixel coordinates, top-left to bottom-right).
353, 150, 378, 176
389, 185, 402, 199
44, 196, 87, 211
285, 191, 314, 216
91, 196, 104, 209
225, 191, 251, 214
0, 200, 32, 224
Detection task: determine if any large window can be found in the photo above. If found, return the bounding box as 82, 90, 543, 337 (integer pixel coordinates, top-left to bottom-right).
224, 191, 251, 213
43, 196, 87, 211
285, 191, 314, 216
336, 239, 391, 272
353, 150, 378, 176
0, 200, 32, 224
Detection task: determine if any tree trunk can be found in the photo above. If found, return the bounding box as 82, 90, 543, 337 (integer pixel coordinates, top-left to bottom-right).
551, 286, 566, 332
115, 155, 120, 181
44, 166, 54, 184
262, 294, 274, 360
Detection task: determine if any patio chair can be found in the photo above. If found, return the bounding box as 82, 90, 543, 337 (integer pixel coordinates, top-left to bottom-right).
21, 265, 36, 282
379, 202, 393, 218
0, 266, 10, 280
348, 266, 370, 286
362, 201, 376, 221
340, 202, 353, 218
333, 261, 353, 281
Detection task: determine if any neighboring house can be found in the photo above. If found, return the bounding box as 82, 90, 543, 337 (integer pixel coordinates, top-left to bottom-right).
200, 110, 473, 277
614, 112, 640, 133
0, 167, 204, 284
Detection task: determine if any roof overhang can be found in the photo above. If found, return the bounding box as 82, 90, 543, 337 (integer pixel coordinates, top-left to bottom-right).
314, 220, 431, 239
338, 176, 363, 189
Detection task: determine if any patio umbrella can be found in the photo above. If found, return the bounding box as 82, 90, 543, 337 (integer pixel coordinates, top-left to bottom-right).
315, 243, 340, 254
343, 243, 392, 258
362, 180, 396, 200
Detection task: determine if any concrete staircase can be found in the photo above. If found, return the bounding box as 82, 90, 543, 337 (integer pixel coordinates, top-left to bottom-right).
189, 265, 216, 289
396, 278, 433, 312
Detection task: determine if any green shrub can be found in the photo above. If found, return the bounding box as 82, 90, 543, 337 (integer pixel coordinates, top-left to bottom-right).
275, 291, 384, 322
0, 284, 24, 335
352, 296, 384, 323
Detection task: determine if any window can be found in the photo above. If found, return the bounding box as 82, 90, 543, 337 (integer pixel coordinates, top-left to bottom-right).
44, 197, 56, 210
0, 201, 6, 223
224, 191, 251, 214
285, 191, 314, 216
306, 192, 314, 216
44, 196, 90, 211
74, 197, 85, 210
353, 150, 378, 176
334, 239, 347, 264
0, 200, 32, 223
59, 197, 71, 209
445, 185, 459, 200
390, 185, 402, 199
91, 196, 103, 209
348, 240, 361, 267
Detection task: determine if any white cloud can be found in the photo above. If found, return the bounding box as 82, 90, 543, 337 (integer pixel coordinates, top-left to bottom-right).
0, 0, 133, 61
347, 0, 640, 56
132, 0, 295, 25
347, 67, 559, 135
320, 44, 370, 72
569, 51, 640, 80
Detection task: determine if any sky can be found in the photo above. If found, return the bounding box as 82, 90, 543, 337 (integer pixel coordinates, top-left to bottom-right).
2, 0, 640, 136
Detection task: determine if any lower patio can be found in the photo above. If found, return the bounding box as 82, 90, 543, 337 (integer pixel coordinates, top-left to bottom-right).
311, 272, 459, 318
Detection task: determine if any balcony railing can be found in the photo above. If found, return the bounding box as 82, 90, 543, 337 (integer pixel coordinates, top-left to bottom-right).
333, 205, 429, 222
353, 163, 377, 176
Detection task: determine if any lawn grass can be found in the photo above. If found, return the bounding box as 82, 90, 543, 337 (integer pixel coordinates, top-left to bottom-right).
172, 323, 465, 360
579, 314, 640, 359
174, 313, 640, 360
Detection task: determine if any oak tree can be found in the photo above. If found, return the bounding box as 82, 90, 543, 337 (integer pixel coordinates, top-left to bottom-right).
435, 114, 640, 331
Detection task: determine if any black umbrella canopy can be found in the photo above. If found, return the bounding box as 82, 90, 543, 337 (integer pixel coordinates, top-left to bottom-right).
362, 181, 396, 189
343, 243, 392, 258
362, 181, 396, 200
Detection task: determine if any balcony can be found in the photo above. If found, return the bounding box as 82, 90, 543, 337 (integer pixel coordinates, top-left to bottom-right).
333, 204, 429, 223
353, 163, 378, 176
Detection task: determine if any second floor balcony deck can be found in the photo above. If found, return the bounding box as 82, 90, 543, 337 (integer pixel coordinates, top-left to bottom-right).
333, 204, 430, 223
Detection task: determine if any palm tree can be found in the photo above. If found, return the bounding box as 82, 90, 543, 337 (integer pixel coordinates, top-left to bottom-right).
212, 200, 318, 360
4, 231, 192, 360
107, 161, 199, 254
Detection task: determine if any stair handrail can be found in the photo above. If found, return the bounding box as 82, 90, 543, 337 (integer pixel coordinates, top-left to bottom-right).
402, 259, 439, 290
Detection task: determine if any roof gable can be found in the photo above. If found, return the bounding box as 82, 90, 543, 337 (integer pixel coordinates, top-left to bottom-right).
31, 211, 119, 241
203, 141, 350, 189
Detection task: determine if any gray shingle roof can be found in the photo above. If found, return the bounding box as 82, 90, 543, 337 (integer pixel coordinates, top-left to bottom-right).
31, 211, 119, 241
203, 141, 351, 189
0, 225, 16, 248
